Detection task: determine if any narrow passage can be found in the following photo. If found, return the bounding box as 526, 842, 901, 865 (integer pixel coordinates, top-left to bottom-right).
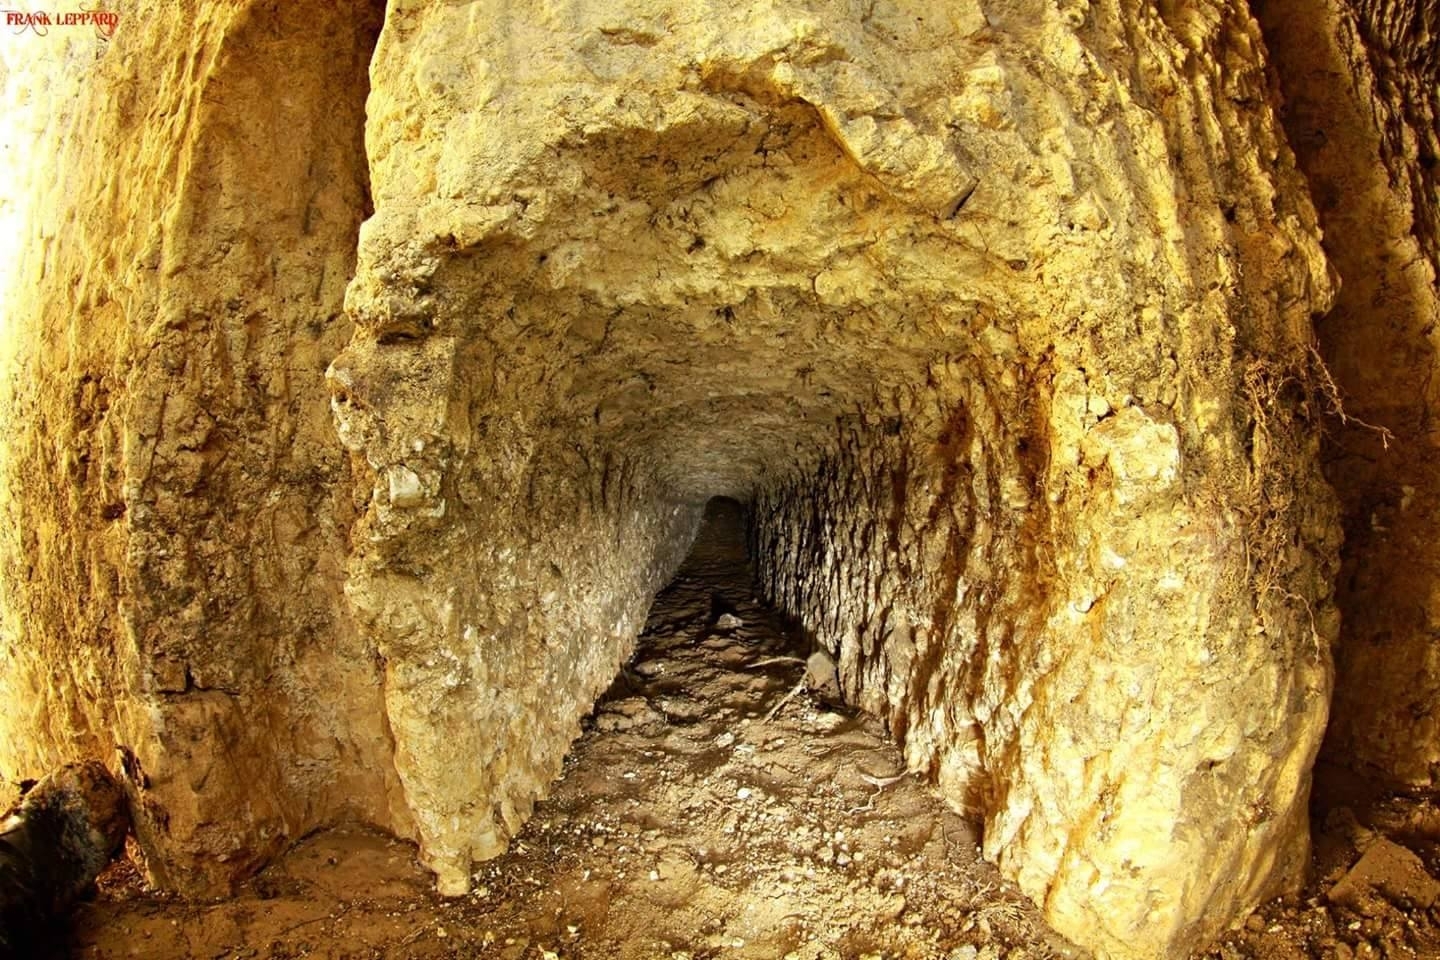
65, 501, 1075, 960
455, 499, 1074, 959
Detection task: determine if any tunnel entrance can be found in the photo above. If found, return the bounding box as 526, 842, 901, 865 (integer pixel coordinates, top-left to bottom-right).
326, 0, 1341, 949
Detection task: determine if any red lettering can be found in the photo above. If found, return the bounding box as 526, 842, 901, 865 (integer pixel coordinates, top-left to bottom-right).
2, 10, 55, 33
0, 7, 118, 35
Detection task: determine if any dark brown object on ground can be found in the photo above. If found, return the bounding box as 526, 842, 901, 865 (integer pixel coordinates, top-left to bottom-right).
1327, 838, 1440, 915
0, 761, 129, 958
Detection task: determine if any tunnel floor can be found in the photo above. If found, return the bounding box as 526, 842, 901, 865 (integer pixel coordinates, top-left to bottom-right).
59, 505, 1077, 960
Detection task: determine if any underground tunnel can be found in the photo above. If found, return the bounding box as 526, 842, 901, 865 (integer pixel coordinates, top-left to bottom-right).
0, 0, 1437, 958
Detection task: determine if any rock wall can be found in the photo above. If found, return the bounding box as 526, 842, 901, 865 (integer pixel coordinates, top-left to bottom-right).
0, 0, 1388, 957
1257, 0, 1440, 788
754, 371, 1337, 958
740, 0, 1345, 955
327, 328, 704, 890
0, 0, 402, 894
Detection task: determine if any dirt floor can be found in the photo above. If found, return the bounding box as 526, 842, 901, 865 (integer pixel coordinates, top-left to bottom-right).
24, 505, 1440, 960
53, 506, 1079, 960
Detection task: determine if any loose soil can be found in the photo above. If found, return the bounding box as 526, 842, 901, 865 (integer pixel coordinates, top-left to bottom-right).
53, 507, 1080, 960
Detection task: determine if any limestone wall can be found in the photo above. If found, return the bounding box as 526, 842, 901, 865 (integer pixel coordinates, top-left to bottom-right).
754, 371, 1337, 958
327, 328, 706, 890
0, 0, 403, 894
739, 0, 1346, 954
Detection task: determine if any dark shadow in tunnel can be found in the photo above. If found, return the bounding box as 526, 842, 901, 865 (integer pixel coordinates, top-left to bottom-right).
1254, 0, 1440, 810
684, 498, 757, 632
708, 591, 740, 626
686, 497, 751, 566
584, 495, 821, 728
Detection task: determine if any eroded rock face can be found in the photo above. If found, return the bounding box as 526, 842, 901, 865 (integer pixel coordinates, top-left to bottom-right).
0, 0, 404, 894
1257, 0, 1440, 790
326, 324, 702, 889
0, 0, 1413, 957
340, 1, 1337, 956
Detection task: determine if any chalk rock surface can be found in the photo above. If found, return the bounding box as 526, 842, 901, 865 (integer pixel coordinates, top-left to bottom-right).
9, 0, 1430, 958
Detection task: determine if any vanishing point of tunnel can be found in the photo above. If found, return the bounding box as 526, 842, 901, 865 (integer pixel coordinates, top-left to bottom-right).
0, 1, 1438, 958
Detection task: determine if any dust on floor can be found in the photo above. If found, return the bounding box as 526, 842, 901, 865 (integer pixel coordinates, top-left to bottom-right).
57, 508, 1078, 960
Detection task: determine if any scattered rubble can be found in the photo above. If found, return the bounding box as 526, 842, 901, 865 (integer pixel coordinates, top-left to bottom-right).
1196, 794, 1440, 960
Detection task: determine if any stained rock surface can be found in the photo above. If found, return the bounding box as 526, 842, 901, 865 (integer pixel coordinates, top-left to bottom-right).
0, 0, 404, 896
5, 0, 1435, 958
1256, 0, 1440, 791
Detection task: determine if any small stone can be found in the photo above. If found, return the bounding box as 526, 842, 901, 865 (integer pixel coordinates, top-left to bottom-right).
1328, 838, 1440, 913
804, 650, 841, 701
386, 464, 426, 507
716, 613, 743, 630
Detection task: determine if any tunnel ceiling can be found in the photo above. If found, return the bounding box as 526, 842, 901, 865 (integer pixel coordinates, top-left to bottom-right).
340, 0, 1147, 502
520, 129, 991, 498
